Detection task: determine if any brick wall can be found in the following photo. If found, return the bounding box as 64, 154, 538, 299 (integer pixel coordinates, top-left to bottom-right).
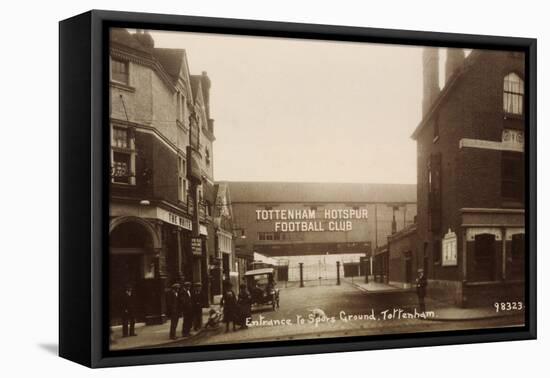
416, 50, 525, 285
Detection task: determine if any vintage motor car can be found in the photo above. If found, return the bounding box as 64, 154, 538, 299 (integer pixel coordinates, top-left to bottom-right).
244, 268, 280, 310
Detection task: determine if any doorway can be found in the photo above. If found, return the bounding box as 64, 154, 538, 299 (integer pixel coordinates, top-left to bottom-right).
109, 220, 154, 324
474, 233, 496, 281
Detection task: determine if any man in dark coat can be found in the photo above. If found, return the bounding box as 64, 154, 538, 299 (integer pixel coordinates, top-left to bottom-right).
168, 283, 181, 340
415, 269, 428, 313
180, 281, 193, 337
220, 281, 237, 332
237, 283, 252, 329
121, 285, 137, 337
191, 282, 203, 331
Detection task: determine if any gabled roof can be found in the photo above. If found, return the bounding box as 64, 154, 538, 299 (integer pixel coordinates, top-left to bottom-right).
110, 29, 192, 94
152, 48, 186, 84
221, 181, 416, 204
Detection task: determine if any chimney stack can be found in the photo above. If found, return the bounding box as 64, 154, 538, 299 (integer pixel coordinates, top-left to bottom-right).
422, 48, 440, 116
134, 30, 154, 49
201, 71, 211, 119
445, 48, 465, 83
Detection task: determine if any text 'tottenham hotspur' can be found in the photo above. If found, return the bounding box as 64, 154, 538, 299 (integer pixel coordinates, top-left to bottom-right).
255, 208, 368, 232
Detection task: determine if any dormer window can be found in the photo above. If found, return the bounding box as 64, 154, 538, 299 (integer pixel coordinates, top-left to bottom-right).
503, 73, 524, 116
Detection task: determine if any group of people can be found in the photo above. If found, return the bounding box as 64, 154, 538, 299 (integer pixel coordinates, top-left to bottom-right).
168, 281, 203, 340
220, 282, 253, 332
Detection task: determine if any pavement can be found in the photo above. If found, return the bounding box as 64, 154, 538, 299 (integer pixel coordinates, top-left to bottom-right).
345, 279, 406, 293
110, 306, 219, 351
345, 278, 525, 321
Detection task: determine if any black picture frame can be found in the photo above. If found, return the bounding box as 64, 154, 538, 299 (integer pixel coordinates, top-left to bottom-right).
59, 9, 537, 368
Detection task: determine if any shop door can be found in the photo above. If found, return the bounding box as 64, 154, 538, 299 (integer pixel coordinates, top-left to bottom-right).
474, 234, 496, 281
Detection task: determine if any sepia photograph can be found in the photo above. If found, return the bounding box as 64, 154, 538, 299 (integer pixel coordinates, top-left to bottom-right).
107, 27, 527, 351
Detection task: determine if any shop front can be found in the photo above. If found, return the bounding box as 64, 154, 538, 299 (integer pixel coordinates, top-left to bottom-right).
109, 216, 164, 325
461, 208, 525, 307
109, 204, 197, 324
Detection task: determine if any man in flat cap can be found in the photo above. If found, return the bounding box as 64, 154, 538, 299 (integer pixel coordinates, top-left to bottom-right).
168, 283, 181, 340
415, 269, 428, 313
180, 281, 193, 337
121, 284, 137, 337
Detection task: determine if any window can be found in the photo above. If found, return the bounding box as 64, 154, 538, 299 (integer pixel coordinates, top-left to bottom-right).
178, 156, 187, 203
176, 92, 186, 123
503, 73, 524, 116
111, 126, 135, 185
205, 147, 210, 166
112, 152, 131, 184
112, 127, 129, 148
111, 58, 129, 85
501, 151, 524, 203
258, 232, 284, 241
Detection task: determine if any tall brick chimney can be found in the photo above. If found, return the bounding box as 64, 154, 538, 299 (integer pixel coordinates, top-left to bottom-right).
422, 48, 440, 116
445, 48, 465, 83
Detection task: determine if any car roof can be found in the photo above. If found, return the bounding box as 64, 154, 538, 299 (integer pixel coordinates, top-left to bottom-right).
244, 268, 274, 276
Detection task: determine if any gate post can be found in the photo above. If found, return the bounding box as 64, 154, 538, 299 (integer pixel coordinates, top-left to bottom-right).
364, 258, 369, 284
299, 262, 304, 287
336, 261, 341, 285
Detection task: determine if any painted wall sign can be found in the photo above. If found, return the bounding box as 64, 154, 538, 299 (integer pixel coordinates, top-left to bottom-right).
191, 237, 202, 255
167, 211, 193, 230
459, 129, 524, 153
255, 208, 368, 232
441, 228, 457, 266
110, 202, 193, 231
501, 129, 524, 151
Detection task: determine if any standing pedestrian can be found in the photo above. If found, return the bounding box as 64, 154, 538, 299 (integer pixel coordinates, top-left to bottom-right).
168, 283, 181, 340
121, 284, 137, 337
415, 269, 428, 313
220, 281, 237, 332
191, 282, 203, 331
180, 281, 193, 337
237, 283, 252, 329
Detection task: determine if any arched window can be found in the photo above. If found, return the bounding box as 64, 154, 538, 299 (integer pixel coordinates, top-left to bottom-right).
503, 72, 524, 115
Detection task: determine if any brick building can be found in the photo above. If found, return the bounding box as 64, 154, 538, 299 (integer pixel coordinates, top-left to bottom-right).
108, 29, 234, 325
224, 181, 416, 282
384, 224, 418, 288
412, 48, 525, 307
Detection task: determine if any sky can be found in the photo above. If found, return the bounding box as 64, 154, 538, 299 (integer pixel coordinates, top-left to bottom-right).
150, 30, 435, 184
